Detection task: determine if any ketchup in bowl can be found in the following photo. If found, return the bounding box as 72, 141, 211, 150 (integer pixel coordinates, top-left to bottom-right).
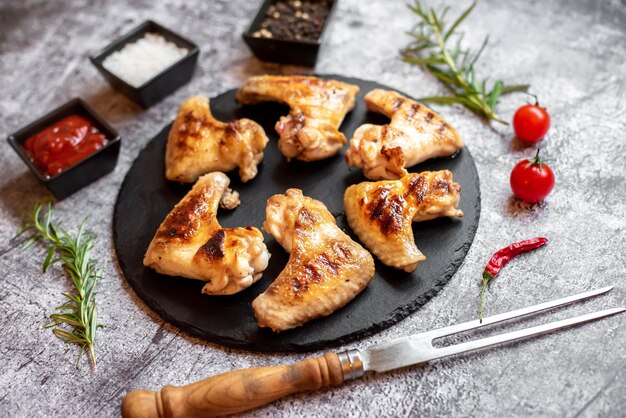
23, 115, 108, 177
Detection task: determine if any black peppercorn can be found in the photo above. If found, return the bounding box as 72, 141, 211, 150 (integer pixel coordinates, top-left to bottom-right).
252, 0, 333, 41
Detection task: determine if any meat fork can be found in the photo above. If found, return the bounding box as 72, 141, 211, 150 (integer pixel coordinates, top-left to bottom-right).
122, 286, 623, 418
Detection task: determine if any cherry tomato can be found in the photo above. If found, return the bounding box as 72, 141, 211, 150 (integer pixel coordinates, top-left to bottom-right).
510, 150, 555, 202
513, 104, 550, 142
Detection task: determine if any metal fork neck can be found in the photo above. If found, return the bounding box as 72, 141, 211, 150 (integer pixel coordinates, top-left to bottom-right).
337, 349, 365, 381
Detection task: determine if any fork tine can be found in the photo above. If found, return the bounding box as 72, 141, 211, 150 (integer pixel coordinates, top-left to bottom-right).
430, 307, 625, 361
422, 286, 614, 340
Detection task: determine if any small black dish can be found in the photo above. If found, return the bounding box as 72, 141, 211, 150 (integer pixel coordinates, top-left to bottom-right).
7, 98, 121, 200
243, 0, 337, 67
90, 20, 199, 108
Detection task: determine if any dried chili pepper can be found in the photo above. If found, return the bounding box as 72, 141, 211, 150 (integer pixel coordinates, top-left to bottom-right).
478, 237, 548, 322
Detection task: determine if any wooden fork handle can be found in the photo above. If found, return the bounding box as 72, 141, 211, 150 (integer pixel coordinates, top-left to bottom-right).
121, 352, 344, 418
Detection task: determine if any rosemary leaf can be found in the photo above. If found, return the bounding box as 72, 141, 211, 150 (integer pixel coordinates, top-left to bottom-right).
501, 84, 531, 94
417, 95, 470, 105
49, 313, 83, 328
18, 203, 101, 370
402, 0, 529, 124
488, 80, 503, 110
444, 2, 475, 41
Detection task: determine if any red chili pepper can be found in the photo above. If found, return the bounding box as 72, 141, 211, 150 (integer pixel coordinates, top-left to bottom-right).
478, 237, 548, 322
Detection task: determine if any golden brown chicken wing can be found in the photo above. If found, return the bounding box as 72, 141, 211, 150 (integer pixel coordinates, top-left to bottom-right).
166, 96, 268, 183
344, 171, 463, 272
253, 189, 375, 332
144, 172, 270, 295
236, 75, 359, 161
345, 89, 464, 180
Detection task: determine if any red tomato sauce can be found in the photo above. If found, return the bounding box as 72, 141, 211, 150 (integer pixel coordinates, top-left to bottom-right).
23, 115, 107, 177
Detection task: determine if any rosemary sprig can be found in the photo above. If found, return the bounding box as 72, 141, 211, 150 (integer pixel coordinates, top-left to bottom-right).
402, 1, 529, 124
18, 203, 101, 370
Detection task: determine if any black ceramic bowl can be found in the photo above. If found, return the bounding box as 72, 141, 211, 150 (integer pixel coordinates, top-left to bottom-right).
243, 0, 337, 67
90, 20, 199, 108
7, 98, 121, 200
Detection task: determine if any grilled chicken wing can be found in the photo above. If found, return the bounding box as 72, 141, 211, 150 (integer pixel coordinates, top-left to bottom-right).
253, 189, 375, 332
345, 89, 464, 180
236, 75, 360, 161
144, 172, 270, 295
344, 170, 463, 272
166, 96, 269, 183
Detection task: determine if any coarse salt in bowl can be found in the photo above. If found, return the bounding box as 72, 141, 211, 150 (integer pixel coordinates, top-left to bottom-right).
102, 33, 189, 87
91, 20, 199, 108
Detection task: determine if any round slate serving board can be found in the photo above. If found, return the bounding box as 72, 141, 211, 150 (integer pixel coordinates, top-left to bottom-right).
113, 75, 481, 352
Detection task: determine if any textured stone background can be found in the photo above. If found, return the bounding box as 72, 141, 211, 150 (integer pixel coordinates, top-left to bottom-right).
1, 0, 625, 417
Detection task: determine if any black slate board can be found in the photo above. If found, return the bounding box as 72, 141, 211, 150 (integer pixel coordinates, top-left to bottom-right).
113, 75, 481, 352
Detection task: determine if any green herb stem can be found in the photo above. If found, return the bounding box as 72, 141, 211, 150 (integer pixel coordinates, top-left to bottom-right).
402, 1, 529, 124
18, 203, 101, 370
478, 272, 492, 323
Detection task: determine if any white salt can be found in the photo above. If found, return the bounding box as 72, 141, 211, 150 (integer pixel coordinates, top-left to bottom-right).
102, 33, 189, 87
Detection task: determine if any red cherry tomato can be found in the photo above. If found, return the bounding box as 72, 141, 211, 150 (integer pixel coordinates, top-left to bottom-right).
513, 104, 550, 142
510, 150, 555, 202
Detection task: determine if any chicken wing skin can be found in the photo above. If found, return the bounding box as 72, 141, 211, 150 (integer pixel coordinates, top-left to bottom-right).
236, 75, 360, 161
166, 96, 269, 183
344, 171, 463, 272
345, 89, 464, 180
144, 172, 270, 295
253, 189, 375, 332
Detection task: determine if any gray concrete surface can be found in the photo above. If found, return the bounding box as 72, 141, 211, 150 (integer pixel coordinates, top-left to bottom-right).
1, 0, 625, 416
